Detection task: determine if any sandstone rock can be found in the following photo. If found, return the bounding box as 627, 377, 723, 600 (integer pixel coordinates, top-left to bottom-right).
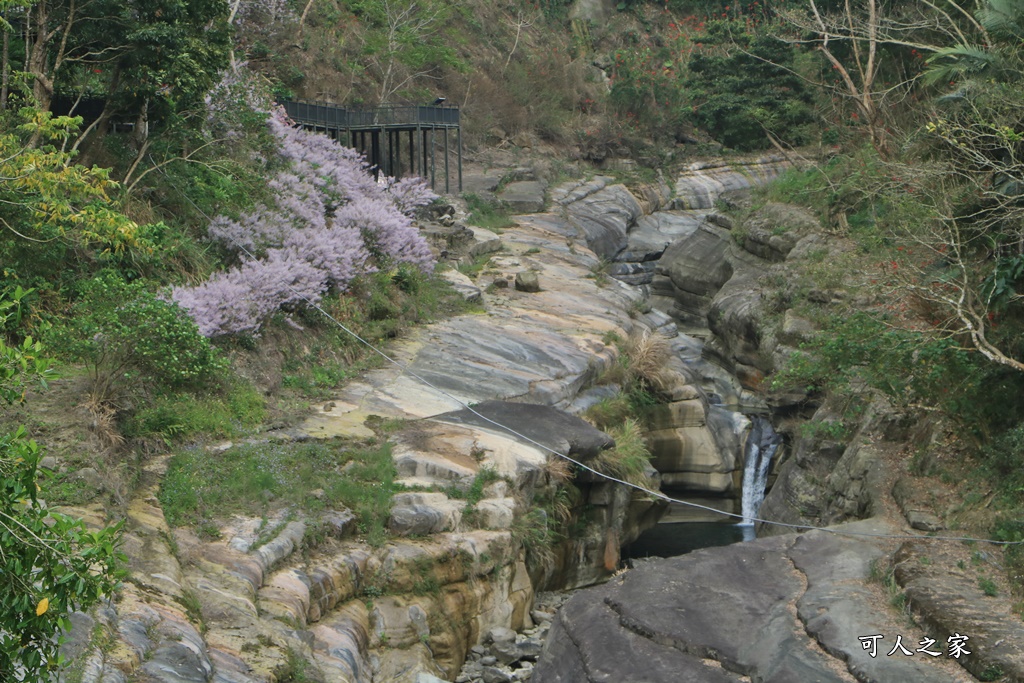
441, 269, 483, 303
435, 401, 613, 462
530, 610, 553, 624
486, 627, 517, 645
514, 271, 540, 292
655, 224, 733, 326
780, 309, 817, 346
895, 541, 1024, 682
320, 509, 357, 539
560, 180, 642, 260
617, 211, 702, 265
500, 181, 547, 214
389, 493, 462, 536
891, 477, 945, 532
705, 211, 734, 229
424, 223, 477, 259
658, 470, 734, 492
251, 521, 305, 575
535, 524, 966, 683
475, 498, 516, 529
643, 399, 707, 430
603, 261, 655, 285
743, 228, 797, 262
648, 425, 729, 474
906, 510, 944, 532
671, 157, 790, 210
72, 466, 104, 489
417, 674, 453, 683
467, 226, 504, 259
481, 666, 513, 683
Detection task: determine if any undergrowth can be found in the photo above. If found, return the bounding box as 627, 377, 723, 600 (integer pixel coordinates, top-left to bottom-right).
463, 193, 516, 232
276, 265, 474, 401
159, 438, 397, 546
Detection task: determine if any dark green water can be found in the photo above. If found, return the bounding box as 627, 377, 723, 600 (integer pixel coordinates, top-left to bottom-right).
622, 522, 753, 559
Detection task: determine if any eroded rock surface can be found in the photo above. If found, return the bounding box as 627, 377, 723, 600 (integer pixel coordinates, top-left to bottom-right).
534, 521, 973, 683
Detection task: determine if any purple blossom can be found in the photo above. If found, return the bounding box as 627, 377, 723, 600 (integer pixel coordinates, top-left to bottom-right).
174, 105, 436, 337
383, 176, 438, 215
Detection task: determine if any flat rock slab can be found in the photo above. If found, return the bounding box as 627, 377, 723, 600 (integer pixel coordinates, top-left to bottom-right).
434, 400, 614, 460
499, 180, 547, 213
292, 217, 639, 434
534, 523, 971, 683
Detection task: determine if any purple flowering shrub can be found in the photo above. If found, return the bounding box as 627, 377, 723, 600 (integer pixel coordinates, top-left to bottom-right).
173, 108, 436, 337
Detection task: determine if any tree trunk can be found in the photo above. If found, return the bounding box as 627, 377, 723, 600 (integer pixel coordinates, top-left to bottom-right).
1, 19, 9, 111
28, 1, 53, 113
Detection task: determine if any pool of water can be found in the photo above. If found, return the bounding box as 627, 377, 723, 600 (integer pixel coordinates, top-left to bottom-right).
622, 521, 753, 560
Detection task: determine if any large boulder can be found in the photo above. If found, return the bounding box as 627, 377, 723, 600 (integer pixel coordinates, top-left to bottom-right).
556, 178, 644, 260
434, 401, 614, 462
534, 523, 969, 683
652, 224, 734, 327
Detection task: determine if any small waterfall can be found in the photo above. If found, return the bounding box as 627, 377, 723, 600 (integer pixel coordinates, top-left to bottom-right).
740, 416, 781, 526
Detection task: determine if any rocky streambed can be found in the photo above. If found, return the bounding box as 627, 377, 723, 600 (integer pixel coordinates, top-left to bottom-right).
50, 152, 1024, 683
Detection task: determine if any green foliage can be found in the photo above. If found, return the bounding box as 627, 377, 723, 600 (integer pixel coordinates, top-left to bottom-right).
159, 439, 397, 546
347, 0, 464, 102
463, 193, 516, 231
978, 576, 999, 597
798, 418, 849, 442
771, 311, 1024, 434
105, 0, 231, 117
0, 305, 123, 681
449, 466, 502, 507
278, 647, 317, 683
47, 273, 225, 400
0, 111, 148, 291
0, 426, 125, 679
0, 289, 55, 405
979, 664, 1006, 682
684, 23, 814, 150
512, 507, 559, 569
121, 381, 266, 441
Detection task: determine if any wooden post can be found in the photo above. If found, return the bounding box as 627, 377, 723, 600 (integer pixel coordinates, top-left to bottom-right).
457, 125, 463, 193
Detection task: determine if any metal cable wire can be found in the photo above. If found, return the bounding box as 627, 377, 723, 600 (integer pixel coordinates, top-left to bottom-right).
157, 163, 1024, 547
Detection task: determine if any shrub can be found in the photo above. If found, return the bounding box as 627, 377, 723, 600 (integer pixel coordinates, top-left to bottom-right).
47, 274, 226, 401
172, 108, 436, 338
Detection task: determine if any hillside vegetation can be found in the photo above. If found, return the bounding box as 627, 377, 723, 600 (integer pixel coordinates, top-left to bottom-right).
3, 0, 1024, 676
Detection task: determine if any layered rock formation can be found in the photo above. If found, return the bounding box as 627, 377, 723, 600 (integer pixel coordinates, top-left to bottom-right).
54, 157, 836, 683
